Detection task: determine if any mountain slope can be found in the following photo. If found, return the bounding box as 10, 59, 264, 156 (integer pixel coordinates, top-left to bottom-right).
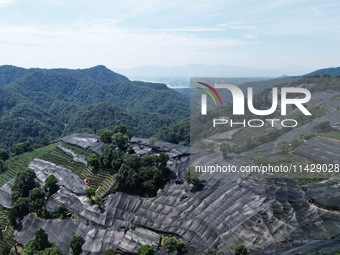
0, 65, 189, 149
1, 133, 339, 254
304, 67, 340, 76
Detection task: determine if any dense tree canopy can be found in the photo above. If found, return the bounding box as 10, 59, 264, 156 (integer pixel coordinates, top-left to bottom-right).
35, 247, 62, 255
163, 237, 187, 255
11, 169, 37, 202
0, 160, 7, 173
69, 235, 85, 255
0, 65, 189, 150
29, 188, 46, 216
138, 244, 155, 255
234, 244, 249, 255
24, 228, 52, 255
44, 175, 59, 197
0, 149, 9, 160
10, 169, 38, 224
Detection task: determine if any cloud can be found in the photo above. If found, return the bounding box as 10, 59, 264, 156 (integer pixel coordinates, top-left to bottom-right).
244, 34, 257, 39
0, 20, 254, 69
0, 0, 15, 9
217, 22, 256, 30
142, 26, 226, 33
0, 0, 339, 73
309, 6, 324, 17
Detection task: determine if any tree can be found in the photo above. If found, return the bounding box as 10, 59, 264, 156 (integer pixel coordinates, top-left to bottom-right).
125, 154, 141, 169
277, 141, 290, 154
85, 187, 96, 198
184, 167, 200, 186
291, 139, 303, 149
234, 244, 249, 255
220, 144, 231, 160
112, 132, 130, 151
140, 155, 155, 167
206, 142, 214, 152
158, 152, 169, 169
116, 164, 140, 193
110, 149, 125, 172
98, 128, 113, 143
24, 228, 52, 255
114, 150, 169, 197
101, 145, 115, 168
0, 245, 10, 255
143, 179, 156, 197
13, 142, 27, 155
138, 244, 155, 255
44, 175, 59, 197
0, 160, 7, 173
0, 148, 9, 161
29, 188, 46, 216
11, 169, 37, 202
175, 241, 187, 255
163, 237, 187, 254
163, 237, 177, 254
36, 247, 62, 255
127, 146, 135, 154
139, 165, 165, 195
13, 197, 30, 218
86, 153, 100, 170
314, 121, 332, 132
69, 235, 85, 255
13, 141, 32, 155
114, 124, 131, 138
54, 205, 69, 219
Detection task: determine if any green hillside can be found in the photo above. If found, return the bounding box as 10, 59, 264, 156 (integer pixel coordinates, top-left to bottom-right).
305, 67, 340, 77
0, 65, 189, 149
0, 140, 114, 195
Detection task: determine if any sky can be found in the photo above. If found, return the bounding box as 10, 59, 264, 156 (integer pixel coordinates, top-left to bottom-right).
0, 0, 340, 75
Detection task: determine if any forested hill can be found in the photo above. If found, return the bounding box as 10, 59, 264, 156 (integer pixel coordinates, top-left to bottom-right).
0, 65, 189, 149
304, 67, 340, 77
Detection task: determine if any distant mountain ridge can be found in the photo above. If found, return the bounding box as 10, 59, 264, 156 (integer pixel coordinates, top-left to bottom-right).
0, 65, 188, 149
304, 67, 340, 77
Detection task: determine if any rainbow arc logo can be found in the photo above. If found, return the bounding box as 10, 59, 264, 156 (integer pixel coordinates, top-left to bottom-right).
197, 82, 223, 106
197, 82, 223, 115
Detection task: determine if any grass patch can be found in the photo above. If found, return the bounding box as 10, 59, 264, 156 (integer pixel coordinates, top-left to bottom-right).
250, 151, 269, 165
0, 142, 61, 186
39, 147, 92, 179
319, 131, 340, 141
232, 126, 272, 145
1, 141, 114, 199
38, 146, 114, 197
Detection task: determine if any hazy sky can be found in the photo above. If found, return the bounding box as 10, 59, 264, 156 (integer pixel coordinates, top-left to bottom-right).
0, 0, 339, 75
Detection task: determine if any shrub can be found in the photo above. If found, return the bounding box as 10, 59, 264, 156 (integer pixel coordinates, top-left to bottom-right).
234, 244, 249, 255
138, 244, 154, 255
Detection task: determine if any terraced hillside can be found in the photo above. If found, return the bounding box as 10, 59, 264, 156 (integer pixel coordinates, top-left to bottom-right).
0, 77, 339, 255
0, 131, 338, 254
